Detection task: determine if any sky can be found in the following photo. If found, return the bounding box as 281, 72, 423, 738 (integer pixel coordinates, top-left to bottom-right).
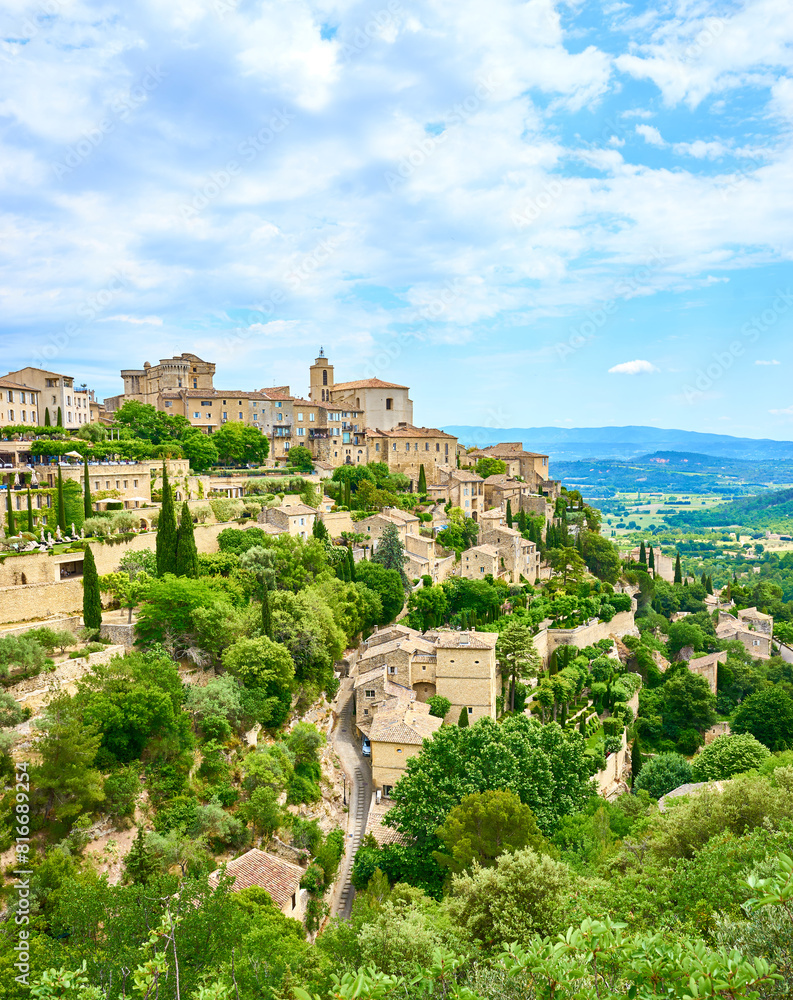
1, 0, 793, 439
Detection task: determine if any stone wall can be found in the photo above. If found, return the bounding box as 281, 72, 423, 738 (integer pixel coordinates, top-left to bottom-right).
100, 620, 137, 647
531, 609, 638, 667
0, 614, 82, 638
7, 644, 127, 714
0, 520, 231, 625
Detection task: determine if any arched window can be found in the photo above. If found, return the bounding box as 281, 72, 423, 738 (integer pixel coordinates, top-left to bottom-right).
322, 370, 328, 385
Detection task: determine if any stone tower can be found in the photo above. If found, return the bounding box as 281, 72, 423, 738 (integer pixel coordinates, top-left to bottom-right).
309, 348, 334, 402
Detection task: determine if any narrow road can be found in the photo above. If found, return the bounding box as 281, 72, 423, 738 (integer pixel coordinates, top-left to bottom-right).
330, 679, 371, 920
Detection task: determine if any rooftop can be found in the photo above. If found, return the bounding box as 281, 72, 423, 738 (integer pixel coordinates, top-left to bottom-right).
433, 629, 498, 649
332, 378, 409, 391
368, 423, 456, 439
208, 849, 304, 906
368, 698, 442, 746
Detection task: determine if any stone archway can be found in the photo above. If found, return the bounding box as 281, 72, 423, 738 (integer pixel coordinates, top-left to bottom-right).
412, 681, 436, 702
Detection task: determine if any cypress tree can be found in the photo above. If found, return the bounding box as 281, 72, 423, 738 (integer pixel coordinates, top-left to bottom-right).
517, 508, 527, 533
674, 552, 682, 584
261, 584, 273, 639
156, 464, 178, 575
57, 406, 62, 427
506, 499, 513, 527
44, 407, 51, 427
648, 545, 655, 573
347, 545, 356, 582
26, 489, 34, 533
344, 479, 351, 509
56, 466, 67, 533
706, 575, 713, 595
83, 461, 92, 520
5, 478, 16, 535
124, 828, 159, 886
372, 523, 409, 587
631, 734, 643, 786
458, 706, 469, 727
418, 464, 427, 495
576, 531, 583, 554
700, 571, 707, 589
176, 501, 199, 578
639, 540, 646, 565
313, 517, 329, 541
82, 545, 103, 633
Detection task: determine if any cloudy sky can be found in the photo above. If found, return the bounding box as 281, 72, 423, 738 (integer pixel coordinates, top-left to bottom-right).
2, 0, 793, 438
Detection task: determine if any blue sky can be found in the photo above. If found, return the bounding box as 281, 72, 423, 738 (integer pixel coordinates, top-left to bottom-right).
2, 0, 793, 439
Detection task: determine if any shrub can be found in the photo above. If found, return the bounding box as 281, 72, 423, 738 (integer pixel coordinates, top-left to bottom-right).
633, 752, 693, 799
691, 733, 771, 782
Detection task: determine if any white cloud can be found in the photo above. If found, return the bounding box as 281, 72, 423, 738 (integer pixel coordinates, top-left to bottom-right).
102, 315, 163, 325
756, 359, 781, 365
608, 359, 660, 375
770, 405, 793, 415
635, 124, 665, 146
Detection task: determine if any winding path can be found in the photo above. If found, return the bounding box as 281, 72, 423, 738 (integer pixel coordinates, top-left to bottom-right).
330, 678, 371, 920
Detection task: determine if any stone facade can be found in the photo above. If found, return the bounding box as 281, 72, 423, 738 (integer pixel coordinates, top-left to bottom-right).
3, 366, 96, 429
258, 503, 317, 539
0, 374, 41, 428
365, 423, 457, 485
687, 650, 726, 696
716, 613, 772, 659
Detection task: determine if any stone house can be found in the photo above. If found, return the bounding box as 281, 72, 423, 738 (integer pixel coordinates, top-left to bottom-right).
715, 614, 772, 659
463, 443, 557, 495
354, 626, 499, 729
356, 507, 421, 548
208, 849, 307, 921
258, 503, 317, 539
446, 470, 485, 520
736, 607, 773, 636
4, 366, 94, 430
0, 374, 41, 427
687, 650, 727, 696
365, 423, 458, 485
479, 524, 540, 583
404, 532, 456, 586
367, 697, 443, 798
461, 544, 500, 580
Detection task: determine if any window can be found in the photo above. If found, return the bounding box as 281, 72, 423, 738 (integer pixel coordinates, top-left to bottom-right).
310, 412, 315, 421
405, 442, 410, 452
193, 379, 197, 388
467, 707, 473, 715
365, 689, 375, 698
297, 412, 303, 421
276, 401, 282, 408
94, 481, 99, 489
201, 400, 212, 406
8, 409, 13, 420
363, 708, 368, 715
67, 396, 71, 405
222, 412, 228, 420
396, 748, 402, 753
194, 412, 200, 419
386, 397, 392, 410
165, 400, 172, 407
375, 443, 380, 451
67, 413, 72, 423
134, 480, 138, 487
425, 442, 429, 450
21, 410, 26, 422
239, 412, 243, 419
322, 369, 328, 385
123, 480, 128, 488
291, 893, 296, 909
6, 391, 12, 403
436, 443, 440, 451
105, 481, 110, 489
388, 665, 397, 675
277, 413, 282, 421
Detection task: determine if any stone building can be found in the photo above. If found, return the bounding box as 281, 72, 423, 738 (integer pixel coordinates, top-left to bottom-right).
3, 367, 94, 429
258, 502, 317, 539
687, 650, 726, 696
366, 697, 442, 798
479, 524, 541, 583
464, 442, 556, 494
208, 849, 307, 921
716, 613, 772, 659
0, 375, 41, 427
365, 423, 457, 484
461, 544, 500, 579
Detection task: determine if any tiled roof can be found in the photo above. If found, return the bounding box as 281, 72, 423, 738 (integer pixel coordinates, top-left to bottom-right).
365, 798, 410, 847
354, 664, 386, 688
368, 699, 442, 745
433, 630, 498, 649
466, 544, 499, 558
332, 378, 409, 390
160, 388, 270, 400
0, 377, 38, 391
208, 849, 304, 907
368, 424, 456, 439
279, 503, 318, 516
6, 366, 66, 379
450, 470, 484, 483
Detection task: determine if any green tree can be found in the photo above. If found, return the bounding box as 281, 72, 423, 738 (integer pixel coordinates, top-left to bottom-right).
434, 790, 549, 876
241, 785, 283, 840
223, 635, 294, 693
44, 406, 51, 426
312, 517, 329, 541
549, 546, 585, 585
674, 551, 683, 583
666, 620, 707, 659
649, 544, 655, 573
155, 465, 178, 575
417, 464, 427, 495
32, 695, 104, 823
98, 571, 152, 623
354, 561, 405, 623
458, 706, 469, 727
56, 464, 67, 533
691, 732, 770, 781
83, 461, 92, 519
497, 618, 540, 713
4, 477, 15, 535
212, 421, 270, 465
639, 540, 647, 565
287, 445, 314, 472
475, 457, 507, 478
633, 752, 692, 799
506, 499, 513, 528
406, 584, 448, 630
239, 545, 277, 638
25, 487, 34, 533
57, 405, 62, 426
732, 686, 793, 751
372, 522, 409, 587
447, 847, 571, 947
123, 827, 160, 885
581, 531, 621, 583
181, 430, 219, 472
631, 734, 643, 785
82, 545, 103, 633
428, 695, 451, 720
176, 501, 199, 578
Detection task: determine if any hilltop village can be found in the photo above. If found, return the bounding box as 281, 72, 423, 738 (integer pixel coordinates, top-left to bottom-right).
1, 354, 791, 998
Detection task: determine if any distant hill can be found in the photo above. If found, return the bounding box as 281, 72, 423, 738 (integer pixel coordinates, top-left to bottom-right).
550, 451, 793, 496
442, 425, 793, 462
665, 487, 793, 532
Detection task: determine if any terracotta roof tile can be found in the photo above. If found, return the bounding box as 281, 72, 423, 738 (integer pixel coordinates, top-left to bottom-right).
208, 849, 304, 907
332, 378, 409, 390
